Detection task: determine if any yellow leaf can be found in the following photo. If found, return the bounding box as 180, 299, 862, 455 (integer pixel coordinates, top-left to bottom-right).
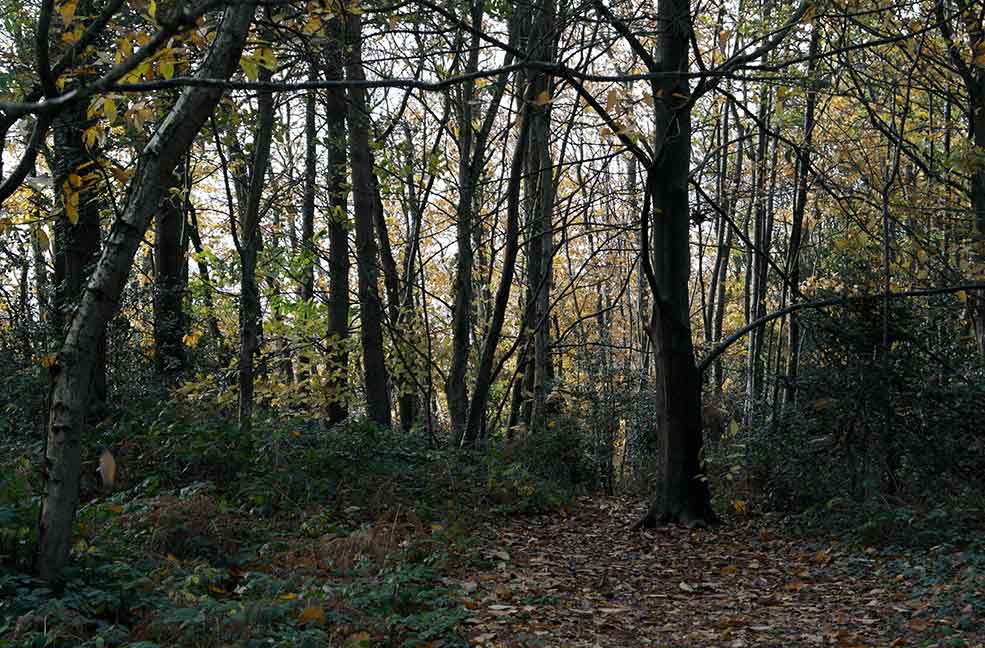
297, 605, 325, 625
107, 504, 124, 513
182, 329, 202, 347
99, 449, 117, 488
957, 290, 967, 303
303, 15, 322, 34
721, 564, 740, 575
103, 98, 117, 123
40, 353, 57, 368
533, 90, 552, 106
59, 0, 77, 24
148, 0, 156, 19
732, 499, 747, 514
160, 58, 174, 80
347, 631, 370, 645
256, 46, 278, 71
279, 592, 299, 600
65, 190, 80, 224
240, 56, 258, 81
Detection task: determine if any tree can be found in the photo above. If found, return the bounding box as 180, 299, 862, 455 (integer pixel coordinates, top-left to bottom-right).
36, 0, 255, 584
345, 11, 391, 428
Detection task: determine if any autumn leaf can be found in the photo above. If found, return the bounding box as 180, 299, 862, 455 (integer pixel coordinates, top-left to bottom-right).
347, 631, 370, 645
103, 98, 117, 123
99, 449, 117, 488
64, 188, 80, 224
255, 46, 278, 71
297, 605, 325, 625
58, 0, 77, 24
160, 57, 175, 80
303, 15, 322, 34
240, 56, 259, 81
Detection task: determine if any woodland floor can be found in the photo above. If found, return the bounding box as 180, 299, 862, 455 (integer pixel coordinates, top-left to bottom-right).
454, 497, 984, 648
3, 421, 984, 647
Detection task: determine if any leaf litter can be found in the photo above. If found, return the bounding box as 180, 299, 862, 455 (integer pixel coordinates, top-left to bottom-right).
452, 497, 983, 647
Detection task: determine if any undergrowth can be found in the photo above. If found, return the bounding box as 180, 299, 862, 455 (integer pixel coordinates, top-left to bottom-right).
0, 395, 583, 647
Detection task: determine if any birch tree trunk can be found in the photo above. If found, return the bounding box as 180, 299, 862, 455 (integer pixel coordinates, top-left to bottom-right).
37, 1, 254, 584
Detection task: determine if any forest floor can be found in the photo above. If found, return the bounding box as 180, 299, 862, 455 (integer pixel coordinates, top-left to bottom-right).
455, 497, 984, 648
2, 416, 984, 647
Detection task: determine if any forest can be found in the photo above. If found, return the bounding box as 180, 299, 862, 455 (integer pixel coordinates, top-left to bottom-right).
0, 0, 984, 643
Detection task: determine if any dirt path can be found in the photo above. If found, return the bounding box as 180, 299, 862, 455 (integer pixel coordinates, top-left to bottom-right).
454, 497, 921, 647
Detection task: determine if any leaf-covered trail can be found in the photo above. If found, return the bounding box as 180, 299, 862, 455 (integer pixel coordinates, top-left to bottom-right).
454, 497, 924, 647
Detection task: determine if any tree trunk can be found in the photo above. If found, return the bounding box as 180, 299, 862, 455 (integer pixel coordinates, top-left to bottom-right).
746, 84, 772, 413
186, 204, 224, 349
462, 102, 532, 445
635, 0, 714, 527
321, 17, 350, 426
346, 12, 391, 428
517, 0, 556, 433
236, 62, 275, 436
300, 64, 317, 304
37, 1, 254, 584
51, 98, 106, 406
785, 28, 820, 399
153, 174, 187, 378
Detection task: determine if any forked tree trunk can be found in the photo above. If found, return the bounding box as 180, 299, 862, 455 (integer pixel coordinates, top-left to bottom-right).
37, 2, 254, 584
462, 98, 532, 445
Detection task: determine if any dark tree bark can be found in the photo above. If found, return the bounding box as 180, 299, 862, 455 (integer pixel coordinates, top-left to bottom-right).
234, 62, 275, 437
447, 0, 515, 440
934, 0, 985, 355
153, 174, 187, 378
462, 98, 532, 445
593, 0, 715, 527
300, 64, 317, 304
37, 1, 254, 584
345, 12, 391, 428
317, 17, 351, 426
746, 84, 773, 411
784, 27, 820, 400
516, 0, 557, 433
50, 98, 106, 405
